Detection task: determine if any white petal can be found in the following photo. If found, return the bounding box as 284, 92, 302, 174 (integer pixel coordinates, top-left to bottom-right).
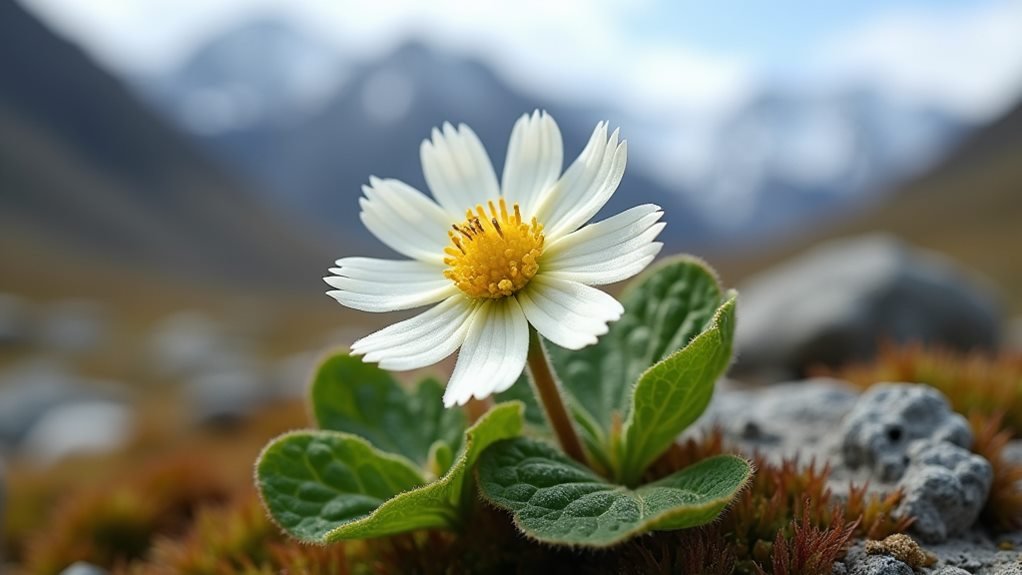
331, 257, 445, 282
359, 177, 452, 264
325, 261, 455, 312
518, 276, 623, 350
351, 295, 478, 371
501, 110, 563, 219
420, 122, 500, 217
542, 204, 665, 285
533, 122, 627, 241
443, 297, 528, 407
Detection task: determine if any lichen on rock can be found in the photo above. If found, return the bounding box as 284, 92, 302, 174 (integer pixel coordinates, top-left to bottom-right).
864, 533, 936, 568
841, 383, 973, 481
896, 440, 993, 543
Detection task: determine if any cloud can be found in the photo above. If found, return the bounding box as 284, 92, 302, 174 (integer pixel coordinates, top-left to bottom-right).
20, 0, 753, 121
820, 0, 1022, 121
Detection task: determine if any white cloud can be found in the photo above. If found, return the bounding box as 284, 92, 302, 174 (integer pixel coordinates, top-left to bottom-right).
820, 0, 1022, 121
19, 0, 753, 121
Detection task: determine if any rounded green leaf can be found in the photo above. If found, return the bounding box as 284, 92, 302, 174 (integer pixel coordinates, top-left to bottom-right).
477, 437, 751, 547
256, 430, 425, 542
257, 402, 525, 542
321, 401, 524, 541
310, 354, 466, 465
617, 293, 737, 486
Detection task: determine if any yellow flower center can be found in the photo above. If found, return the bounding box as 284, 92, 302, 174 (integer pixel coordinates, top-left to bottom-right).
443, 198, 545, 299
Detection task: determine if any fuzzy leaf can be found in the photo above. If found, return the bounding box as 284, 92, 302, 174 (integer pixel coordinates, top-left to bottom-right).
477, 437, 751, 547
256, 431, 425, 542
544, 257, 726, 464
258, 402, 523, 542
319, 401, 523, 540
311, 354, 466, 466
618, 294, 737, 486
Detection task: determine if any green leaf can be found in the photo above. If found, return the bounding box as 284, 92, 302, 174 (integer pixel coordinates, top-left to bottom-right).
544, 257, 727, 468
617, 293, 737, 486
477, 437, 751, 547
311, 354, 466, 466
321, 401, 523, 541
255, 431, 425, 542
257, 402, 524, 542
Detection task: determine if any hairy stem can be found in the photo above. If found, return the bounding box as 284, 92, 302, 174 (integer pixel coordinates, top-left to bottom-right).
526, 328, 589, 465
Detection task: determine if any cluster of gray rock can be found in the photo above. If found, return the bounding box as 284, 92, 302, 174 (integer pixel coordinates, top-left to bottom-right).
717, 234, 1021, 573
696, 380, 1017, 574
0, 307, 341, 466
0, 295, 109, 354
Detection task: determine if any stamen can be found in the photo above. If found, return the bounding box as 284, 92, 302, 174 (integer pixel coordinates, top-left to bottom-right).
444, 200, 544, 299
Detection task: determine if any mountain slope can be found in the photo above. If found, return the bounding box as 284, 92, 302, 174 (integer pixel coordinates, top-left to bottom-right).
0, 1, 333, 294
718, 100, 1022, 310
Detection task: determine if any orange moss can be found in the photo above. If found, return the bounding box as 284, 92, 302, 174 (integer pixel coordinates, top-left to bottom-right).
828, 344, 1022, 433
22, 457, 231, 575
970, 413, 1022, 531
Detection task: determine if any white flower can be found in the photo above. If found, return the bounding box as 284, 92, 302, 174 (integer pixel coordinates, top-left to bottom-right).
325, 111, 664, 407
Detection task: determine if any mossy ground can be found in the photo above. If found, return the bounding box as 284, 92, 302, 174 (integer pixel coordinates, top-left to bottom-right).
5, 345, 1020, 574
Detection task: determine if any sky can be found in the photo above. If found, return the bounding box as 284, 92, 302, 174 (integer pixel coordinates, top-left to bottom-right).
20, 0, 1022, 125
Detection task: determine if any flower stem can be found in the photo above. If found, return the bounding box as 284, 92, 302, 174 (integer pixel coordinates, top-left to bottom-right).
526, 327, 589, 465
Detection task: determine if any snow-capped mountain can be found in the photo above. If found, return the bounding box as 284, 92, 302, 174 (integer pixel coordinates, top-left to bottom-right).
679, 89, 967, 235
139, 18, 343, 135
134, 18, 974, 251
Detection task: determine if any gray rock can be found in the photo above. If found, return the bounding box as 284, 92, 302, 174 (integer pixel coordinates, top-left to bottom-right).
39, 299, 108, 354
841, 383, 972, 481
897, 440, 992, 543
0, 358, 113, 450
184, 364, 271, 425
849, 555, 913, 575
733, 235, 1001, 379
148, 311, 250, 379
59, 562, 110, 575
695, 378, 858, 462
931, 568, 971, 575
21, 400, 133, 464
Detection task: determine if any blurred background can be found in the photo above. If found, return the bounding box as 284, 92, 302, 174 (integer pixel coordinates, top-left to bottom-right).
1, 0, 1021, 567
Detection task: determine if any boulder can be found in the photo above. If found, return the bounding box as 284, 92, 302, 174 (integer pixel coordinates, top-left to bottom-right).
841, 384, 972, 481
733, 235, 1002, 379
21, 400, 133, 464
148, 311, 242, 379
184, 364, 271, 426
0, 358, 113, 450
896, 440, 992, 543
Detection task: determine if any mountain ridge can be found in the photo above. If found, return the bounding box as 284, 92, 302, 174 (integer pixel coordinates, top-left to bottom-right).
0, 0, 334, 296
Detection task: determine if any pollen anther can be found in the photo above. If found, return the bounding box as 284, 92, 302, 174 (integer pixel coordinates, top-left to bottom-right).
444, 198, 544, 299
